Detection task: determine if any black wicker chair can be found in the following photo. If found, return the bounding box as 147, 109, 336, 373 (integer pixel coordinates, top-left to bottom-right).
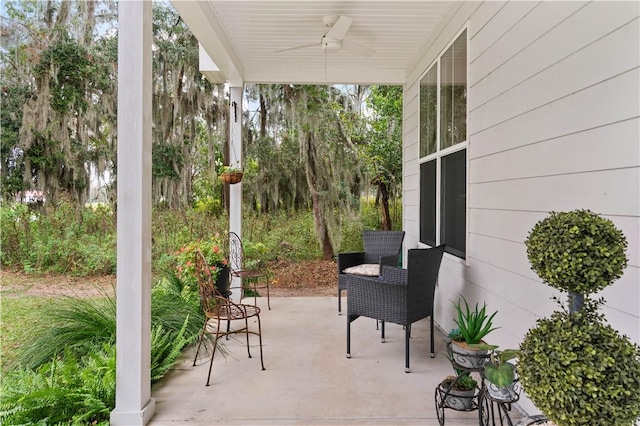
346, 245, 445, 372
337, 230, 405, 314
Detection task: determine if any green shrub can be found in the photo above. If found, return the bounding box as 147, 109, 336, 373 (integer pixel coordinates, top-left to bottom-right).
171, 236, 229, 290
13, 292, 117, 369
519, 301, 640, 426
1, 199, 403, 274
12, 276, 203, 371
521, 210, 640, 426
2, 274, 207, 424
0, 345, 115, 425
525, 209, 628, 294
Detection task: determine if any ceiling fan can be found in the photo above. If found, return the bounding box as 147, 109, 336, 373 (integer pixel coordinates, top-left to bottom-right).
276, 15, 375, 57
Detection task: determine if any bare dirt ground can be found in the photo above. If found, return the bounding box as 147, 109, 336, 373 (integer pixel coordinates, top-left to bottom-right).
1, 259, 337, 298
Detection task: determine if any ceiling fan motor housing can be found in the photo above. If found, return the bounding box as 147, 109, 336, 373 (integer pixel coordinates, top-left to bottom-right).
322, 37, 341, 52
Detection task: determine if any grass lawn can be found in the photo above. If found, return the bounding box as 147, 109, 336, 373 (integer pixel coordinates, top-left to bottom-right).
1, 296, 52, 370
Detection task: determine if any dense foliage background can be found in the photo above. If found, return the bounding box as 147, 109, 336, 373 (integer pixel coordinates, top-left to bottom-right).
0, 2, 404, 423
1, 0, 404, 259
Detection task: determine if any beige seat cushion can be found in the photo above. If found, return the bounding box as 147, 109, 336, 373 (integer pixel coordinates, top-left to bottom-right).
342, 263, 380, 277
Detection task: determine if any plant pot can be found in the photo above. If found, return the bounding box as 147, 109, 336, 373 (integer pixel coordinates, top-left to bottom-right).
450, 341, 489, 370
438, 384, 476, 410
220, 171, 243, 184
486, 380, 519, 402
214, 264, 231, 298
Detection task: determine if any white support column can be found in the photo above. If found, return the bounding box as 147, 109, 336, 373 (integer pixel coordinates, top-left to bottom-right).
110, 1, 155, 425
229, 85, 243, 300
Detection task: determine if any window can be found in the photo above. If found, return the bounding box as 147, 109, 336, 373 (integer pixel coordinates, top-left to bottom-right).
419, 29, 467, 259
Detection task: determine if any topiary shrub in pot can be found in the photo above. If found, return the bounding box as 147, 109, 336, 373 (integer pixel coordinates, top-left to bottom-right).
525, 209, 628, 311
520, 209, 640, 426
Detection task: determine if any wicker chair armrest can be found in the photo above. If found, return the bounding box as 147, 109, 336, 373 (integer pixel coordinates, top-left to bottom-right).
346, 274, 408, 319
380, 265, 407, 283
379, 254, 400, 268
337, 252, 366, 271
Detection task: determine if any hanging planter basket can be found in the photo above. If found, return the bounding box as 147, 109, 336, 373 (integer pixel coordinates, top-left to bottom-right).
220, 171, 243, 184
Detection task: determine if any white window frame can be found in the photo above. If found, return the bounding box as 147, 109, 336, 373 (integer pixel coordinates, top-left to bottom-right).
418, 26, 469, 263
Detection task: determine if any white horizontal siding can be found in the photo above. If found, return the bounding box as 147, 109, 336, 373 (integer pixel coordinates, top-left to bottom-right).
467, 1, 508, 40
470, 67, 640, 157
469, 118, 640, 183
470, 168, 639, 215
469, 1, 639, 108
469, 1, 586, 80
471, 18, 639, 132
468, 0, 540, 65
601, 304, 640, 342
403, 0, 640, 382
470, 210, 640, 269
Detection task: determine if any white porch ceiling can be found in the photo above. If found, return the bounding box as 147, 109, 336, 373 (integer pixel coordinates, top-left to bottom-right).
171, 1, 455, 85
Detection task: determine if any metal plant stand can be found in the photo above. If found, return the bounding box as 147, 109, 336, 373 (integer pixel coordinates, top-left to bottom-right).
478, 377, 522, 426
436, 342, 523, 426
435, 342, 490, 426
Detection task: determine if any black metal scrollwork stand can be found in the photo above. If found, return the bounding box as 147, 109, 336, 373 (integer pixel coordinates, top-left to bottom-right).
436, 342, 522, 426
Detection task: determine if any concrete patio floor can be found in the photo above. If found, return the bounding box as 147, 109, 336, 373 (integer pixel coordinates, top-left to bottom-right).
149, 297, 525, 425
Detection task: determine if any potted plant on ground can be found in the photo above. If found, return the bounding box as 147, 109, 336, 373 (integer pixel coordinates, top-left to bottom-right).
174, 236, 231, 298
448, 296, 498, 369
219, 164, 243, 184
483, 348, 520, 402
439, 374, 478, 410
519, 209, 640, 426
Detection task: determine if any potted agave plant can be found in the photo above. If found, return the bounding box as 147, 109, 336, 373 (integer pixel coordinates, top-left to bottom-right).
439, 374, 478, 410
483, 348, 520, 402
448, 296, 498, 369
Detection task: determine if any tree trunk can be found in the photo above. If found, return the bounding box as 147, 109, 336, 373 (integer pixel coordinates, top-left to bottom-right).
379, 180, 392, 230
304, 133, 334, 260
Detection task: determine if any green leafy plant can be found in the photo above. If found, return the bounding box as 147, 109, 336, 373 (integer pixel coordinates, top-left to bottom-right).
2, 273, 207, 424
447, 328, 465, 342
12, 275, 203, 371
525, 209, 628, 294
173, 236, 229, 290
520, 210, 640, 426
452, 296, 498, 345
12, 291, 117, 369
519, 301, 640, 426
484, 349, 520, 387
0, 345, 115, 425
220, 165, 242, 174
440, 374, 477, 391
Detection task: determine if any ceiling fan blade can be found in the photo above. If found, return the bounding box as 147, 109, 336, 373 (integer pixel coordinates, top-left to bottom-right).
275, 42, 321, 53
325, 15, 352, 40
341, 39, 375, 57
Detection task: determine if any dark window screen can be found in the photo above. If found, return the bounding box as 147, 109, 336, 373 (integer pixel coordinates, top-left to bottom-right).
420, 160, 436, 246
441, 150, 466, 258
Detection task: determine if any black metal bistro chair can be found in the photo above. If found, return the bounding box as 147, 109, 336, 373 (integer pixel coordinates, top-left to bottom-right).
192, 249, 265, 386
228, 231, 271, 309
337, 230, 405, 314
346, 245, 445, 372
